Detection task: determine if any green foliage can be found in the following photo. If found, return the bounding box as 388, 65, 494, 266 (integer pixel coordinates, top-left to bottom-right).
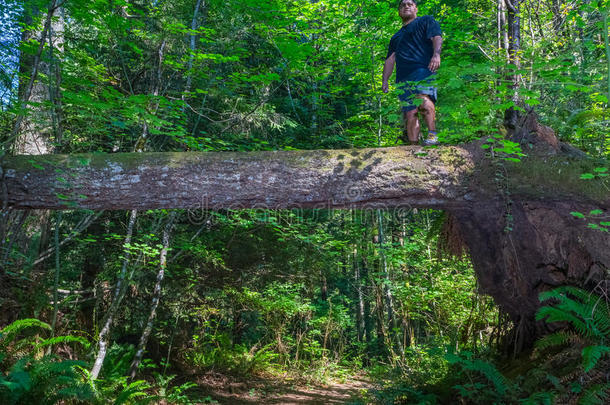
578, 383, 610, 405
0, 320, 93, 404
369, 382, 438, 405
152, 373, 199, 404
187, 332, 280, 376
537, 287, 610, 342
582, 345, 610, 372
481, 131, 526, 162
0, 319, 51, 351
534, 287, 610, 403
446, 350, 512, 403
2, 0, 609, 402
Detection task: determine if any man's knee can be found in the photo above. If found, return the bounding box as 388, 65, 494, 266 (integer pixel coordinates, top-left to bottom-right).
405, 109, 418, 121
417, 96, 435, 114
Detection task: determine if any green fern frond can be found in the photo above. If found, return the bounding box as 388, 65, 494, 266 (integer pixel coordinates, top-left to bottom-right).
33, 335, 90, 351
463, 358, 509, 396
535, 331, 578, 352
539, 286, 593, 303
114, 379, 150, 405
0, 319, 51, 347
56, 384, 95, 402
582, 345, 610, 372
578, 383, 610, 405
536, 307, 589, 335
520, 391, 555, 405
537, 287, 610, 341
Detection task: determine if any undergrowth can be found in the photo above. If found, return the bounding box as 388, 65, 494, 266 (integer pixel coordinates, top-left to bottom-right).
370, 287, 610, 405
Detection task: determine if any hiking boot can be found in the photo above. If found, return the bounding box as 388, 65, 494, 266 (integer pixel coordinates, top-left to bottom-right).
423, 131, 439, 146
398, 131, 419, 145
398, 131, 409, 144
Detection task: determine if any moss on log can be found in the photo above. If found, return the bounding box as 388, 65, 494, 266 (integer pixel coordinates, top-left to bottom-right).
2, 144, 607, 210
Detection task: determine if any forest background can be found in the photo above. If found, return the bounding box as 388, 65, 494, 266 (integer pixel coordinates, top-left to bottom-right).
0, 0, 609, 403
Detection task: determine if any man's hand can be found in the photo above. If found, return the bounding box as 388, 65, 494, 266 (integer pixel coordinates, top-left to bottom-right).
429, 36, 442, 72
428, 55, 440, 72
382, 81, 389, 93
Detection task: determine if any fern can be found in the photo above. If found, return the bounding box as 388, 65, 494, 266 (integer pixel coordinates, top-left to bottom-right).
578, 383, 610, 405
113, 378, 150, 405
0, 355, 93, 404
536, 306, 590, 336
520, 391, 555, 405
581, 345, 610, 372
446, 351, 511, 400
33, 335, 90, 351
465, 359, 509, 396
537, 287, 610, 341
0, 320, 94, 404
534, 331, 579, 352
0, 319, 51, 349
535, 288, 610, 404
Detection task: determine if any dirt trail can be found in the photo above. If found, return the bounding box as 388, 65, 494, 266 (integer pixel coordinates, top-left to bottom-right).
194, 373, 373, 404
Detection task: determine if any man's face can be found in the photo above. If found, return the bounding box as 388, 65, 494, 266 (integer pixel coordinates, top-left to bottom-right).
399, 0, 418, 19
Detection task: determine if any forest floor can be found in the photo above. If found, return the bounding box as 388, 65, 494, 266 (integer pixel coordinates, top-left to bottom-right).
190, 372, 374, 404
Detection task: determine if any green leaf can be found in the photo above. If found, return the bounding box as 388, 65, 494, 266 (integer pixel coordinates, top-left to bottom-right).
570, 212, 585, 219
582, 345, 610, 372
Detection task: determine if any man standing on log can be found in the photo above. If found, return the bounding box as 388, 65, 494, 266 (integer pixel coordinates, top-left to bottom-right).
382, 0, 443, 146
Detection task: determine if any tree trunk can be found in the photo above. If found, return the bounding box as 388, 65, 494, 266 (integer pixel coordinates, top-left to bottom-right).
129, 212, 175, 379
453, 198, 610, 351
498, 0, 509, 59
79, 219, 105, 334
12, 0, 63, 155
4, 139, 604, 212
504, 0, 521, 129
354, 247, 365, 342
376, 209, 404, 357
90, 209, 137, 380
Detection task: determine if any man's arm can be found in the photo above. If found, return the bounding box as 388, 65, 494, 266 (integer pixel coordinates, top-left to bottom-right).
428, 35, 442, 72
382, 52, 396, 93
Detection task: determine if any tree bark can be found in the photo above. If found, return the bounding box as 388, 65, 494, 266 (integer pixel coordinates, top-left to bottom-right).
90, 209, 137, 380
353, 247, 365, 342
376, 209, 404, 357
504, 0, 521, 130
12, 0, 63, 155
129, 212, 175, 379
4, 141, 606, 211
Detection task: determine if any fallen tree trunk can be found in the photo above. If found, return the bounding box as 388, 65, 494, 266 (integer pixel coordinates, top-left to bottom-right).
4, 145, 476, 210
453, 199, 610, 351
2, 143, 607, 211
2, 132, 609, 352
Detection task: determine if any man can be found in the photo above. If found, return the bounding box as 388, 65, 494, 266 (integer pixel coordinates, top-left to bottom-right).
382, 0, 442, 146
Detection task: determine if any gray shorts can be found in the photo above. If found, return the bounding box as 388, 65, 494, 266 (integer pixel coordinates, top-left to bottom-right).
398, 74, 437, 112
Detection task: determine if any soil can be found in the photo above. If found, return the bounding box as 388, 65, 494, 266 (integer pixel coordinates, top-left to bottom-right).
190, 372, 374, 404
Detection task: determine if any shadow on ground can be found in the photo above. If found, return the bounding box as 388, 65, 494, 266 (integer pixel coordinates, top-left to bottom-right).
190, 373, 373, 404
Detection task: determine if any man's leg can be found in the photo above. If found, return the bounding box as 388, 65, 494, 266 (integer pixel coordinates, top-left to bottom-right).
404, 108, 420, 143
417, 95, 438, 144
417, 95, 436, 132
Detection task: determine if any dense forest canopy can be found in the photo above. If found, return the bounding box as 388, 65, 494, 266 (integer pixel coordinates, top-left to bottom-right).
0, 0, 609, 404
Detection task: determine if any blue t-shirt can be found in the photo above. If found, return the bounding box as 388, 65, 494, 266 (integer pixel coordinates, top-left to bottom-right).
386, 15, 442, 82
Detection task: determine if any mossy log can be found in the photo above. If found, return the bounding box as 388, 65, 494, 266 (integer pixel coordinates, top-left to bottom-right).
2, 143, 607, 211
2, 136, 609, 352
